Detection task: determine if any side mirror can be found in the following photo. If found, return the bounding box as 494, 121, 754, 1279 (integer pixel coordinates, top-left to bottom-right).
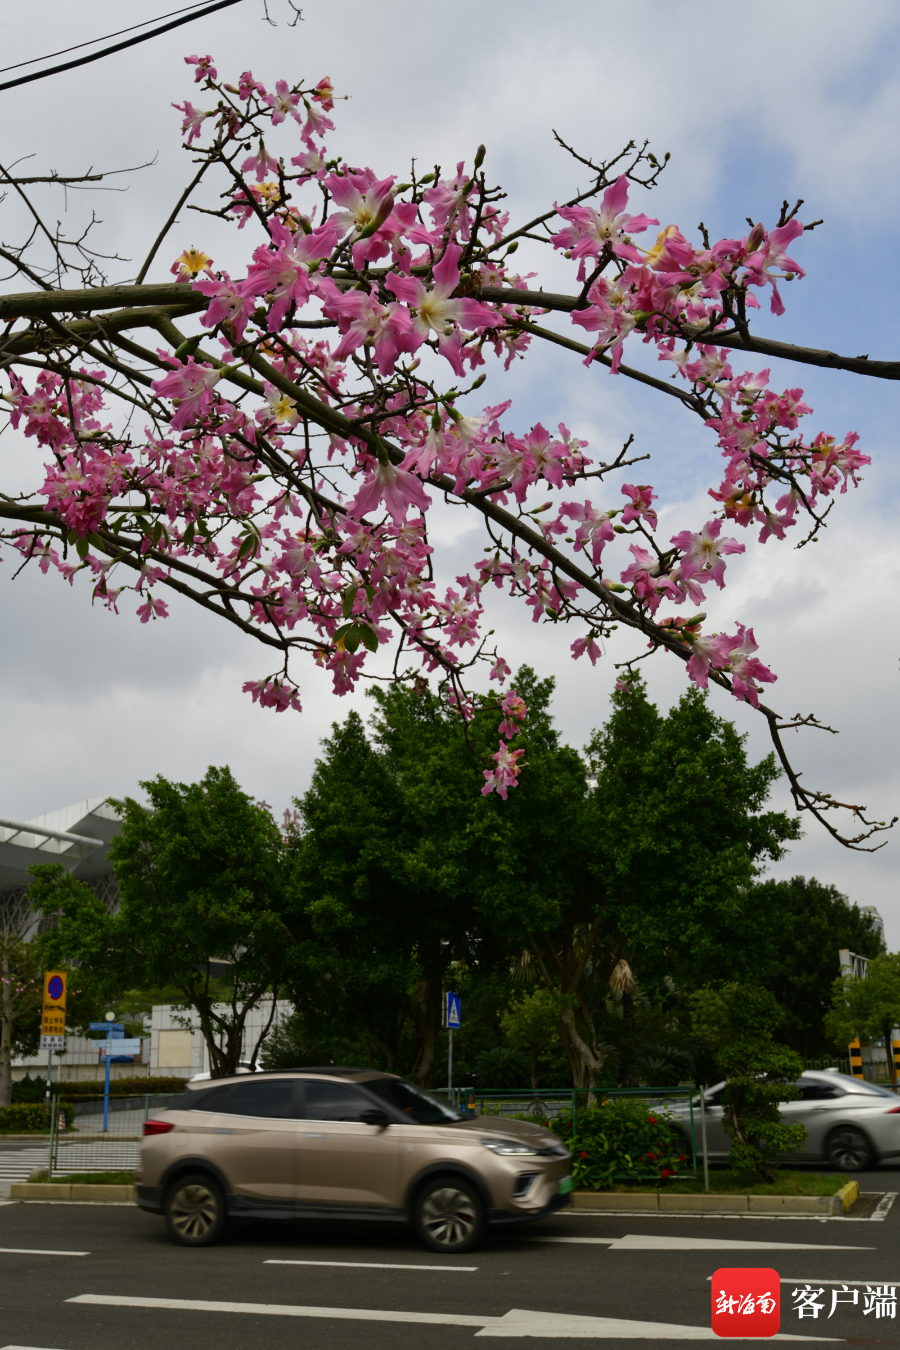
360, 1107, 391, 1128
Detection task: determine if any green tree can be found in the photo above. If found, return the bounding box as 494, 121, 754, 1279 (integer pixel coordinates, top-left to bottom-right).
0, 911, 43, 1107
825, 953, 900, 1086
752, 877, 883, 1057
501, 989, 560, 1091
587, 676, 800, 992
690, 983, 806, 1182
30, 767, 297, 1077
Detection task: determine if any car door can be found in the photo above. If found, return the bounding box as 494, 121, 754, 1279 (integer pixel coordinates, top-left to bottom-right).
779, 1080, 847, 1156
202, 1077, 302, 1202
295, 1079, 400, 1207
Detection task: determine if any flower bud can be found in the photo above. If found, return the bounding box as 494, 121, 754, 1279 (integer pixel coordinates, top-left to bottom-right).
474, 144, 486, 170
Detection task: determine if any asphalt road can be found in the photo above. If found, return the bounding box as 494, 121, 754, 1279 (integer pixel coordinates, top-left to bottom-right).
3, 1185, 900, 1347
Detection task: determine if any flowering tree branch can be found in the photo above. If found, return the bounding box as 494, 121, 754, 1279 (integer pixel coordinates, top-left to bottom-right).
0, 55, 892, 848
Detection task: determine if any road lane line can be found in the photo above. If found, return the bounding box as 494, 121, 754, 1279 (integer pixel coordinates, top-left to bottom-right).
871, 1192, 897, 1221
524, 1235, 871, 1251
63, 1294, 842, 1339
264, 1259, 477, 1271
0, 1247, 88, 1256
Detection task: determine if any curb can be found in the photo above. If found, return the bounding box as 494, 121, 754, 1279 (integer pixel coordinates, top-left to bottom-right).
572, 1187, 854, 1215
0, 1134, 53, 1142
10, 1183, 135, 1202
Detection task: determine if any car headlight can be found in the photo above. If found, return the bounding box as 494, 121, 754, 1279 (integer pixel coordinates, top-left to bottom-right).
481, 1138, 541, 1155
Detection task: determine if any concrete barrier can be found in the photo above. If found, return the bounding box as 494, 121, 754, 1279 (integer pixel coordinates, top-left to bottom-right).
573, 1188, 852, 1215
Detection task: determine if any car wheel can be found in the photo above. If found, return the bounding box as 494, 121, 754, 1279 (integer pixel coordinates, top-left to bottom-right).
413, 1177, 485, 1254
164, 1173, 227, 1246
826, 1126, 873, 1172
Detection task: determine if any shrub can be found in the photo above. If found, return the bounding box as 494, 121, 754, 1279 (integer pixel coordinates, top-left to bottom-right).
550, 1098, 689, 1189
11, 1073, 48, 1103
52, 1076, 187, 1097
3, 1100, 78, 1132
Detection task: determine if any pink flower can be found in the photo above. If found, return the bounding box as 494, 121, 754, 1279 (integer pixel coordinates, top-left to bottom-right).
172, 100, 206, 145
670, 519, 744, 590
724, 625, 776, 707
136, 594, 169, 623
318, 281, 416, 376
386, 243, 498, 375
345, 460, 431, 525
325, 172, 395, 239
241, 140, 279, 182
193, 272, 254, 342
264, 80, 302, 126
185, 54, 216, 83
241, 219, 338, 331
243, 676, 302, 712
152, 358, 221, 431
482, 741, 526, 800
553, 175, 658, 277
685, 632, 734, 689
571, 635, 602, 665
559, 500, 615, 563
498, 689, 527, 738
621, 483, 658, 528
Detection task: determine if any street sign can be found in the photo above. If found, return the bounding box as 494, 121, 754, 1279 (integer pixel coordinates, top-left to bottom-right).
445, 991, 461, 1029
90, 1022, 124, 1033
41, 970, 67, 1038
40, 1035, 65, 1050
99, 1038, 141, 1057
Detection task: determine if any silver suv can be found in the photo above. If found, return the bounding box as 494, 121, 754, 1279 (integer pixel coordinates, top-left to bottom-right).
137, 1067, 573, 1252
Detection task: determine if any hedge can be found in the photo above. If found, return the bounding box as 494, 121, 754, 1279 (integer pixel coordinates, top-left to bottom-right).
52, 1076, 187, 1098
549, 1097, 690, 1189
0, 1101, 75, 1133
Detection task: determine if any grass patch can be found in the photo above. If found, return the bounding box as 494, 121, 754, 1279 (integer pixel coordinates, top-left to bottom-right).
35, 1171, 135, 1186
600, 1170, 848, 1196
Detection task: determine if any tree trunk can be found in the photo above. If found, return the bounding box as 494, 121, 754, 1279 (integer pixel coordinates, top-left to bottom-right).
0, 937, 12, 1108
558, 1002, 605, 1091
411, 978, 441, 1086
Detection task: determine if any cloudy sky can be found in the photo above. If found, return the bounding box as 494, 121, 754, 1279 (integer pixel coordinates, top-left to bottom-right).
2, 0, 899, 940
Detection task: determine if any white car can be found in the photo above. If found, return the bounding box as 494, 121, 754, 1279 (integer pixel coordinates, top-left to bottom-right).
189, 1061, 259, 1083
678, 1070, 900, 1171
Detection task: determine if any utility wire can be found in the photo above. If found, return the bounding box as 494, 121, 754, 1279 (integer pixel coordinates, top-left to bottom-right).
0, 0, 246, 93
0, 2, 225, 76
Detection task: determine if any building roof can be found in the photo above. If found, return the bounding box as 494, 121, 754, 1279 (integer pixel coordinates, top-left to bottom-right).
0, 797, 121, 890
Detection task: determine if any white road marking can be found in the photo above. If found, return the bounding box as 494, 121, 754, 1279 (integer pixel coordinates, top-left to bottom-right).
871, 1192, 897, 1221
709, 1278, 899, 1285
2, 1344, 71, 1349
265, 1259, 477, 1271
65, 1294, 841, 1340
526, 1234, 870, 1251
0, 1247, 88, 1256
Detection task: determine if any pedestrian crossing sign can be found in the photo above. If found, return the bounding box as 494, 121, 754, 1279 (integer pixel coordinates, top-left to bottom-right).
445, 991, 461, 1029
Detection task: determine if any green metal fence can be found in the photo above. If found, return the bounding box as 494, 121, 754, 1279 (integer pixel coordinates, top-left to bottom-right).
47, 1093, 179, 1180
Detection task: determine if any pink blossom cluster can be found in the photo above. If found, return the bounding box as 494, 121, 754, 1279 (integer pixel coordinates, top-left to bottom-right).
0, 57, 872, 805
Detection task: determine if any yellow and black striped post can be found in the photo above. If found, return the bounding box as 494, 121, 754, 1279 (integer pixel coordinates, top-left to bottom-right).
849, 1039, 865, 1080
892, 1034, 900, 1084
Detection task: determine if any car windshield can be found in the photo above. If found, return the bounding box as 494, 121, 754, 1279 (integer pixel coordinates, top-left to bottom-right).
365, 1077, 465, 1123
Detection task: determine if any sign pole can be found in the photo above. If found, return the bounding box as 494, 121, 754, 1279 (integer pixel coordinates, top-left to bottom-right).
444, 991, 461, 1107
448, 1029, 453, 1100
102, 1009, 116, 1132
41, 970, 67, 1117
46, 1043, 52, 1113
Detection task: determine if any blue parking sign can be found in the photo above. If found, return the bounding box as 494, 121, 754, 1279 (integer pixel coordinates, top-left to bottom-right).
446, 991, 461, 1029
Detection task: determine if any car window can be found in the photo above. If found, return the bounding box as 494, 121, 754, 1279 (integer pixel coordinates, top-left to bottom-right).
182, 1084, 235, 1112
225, 1079, 297, 1118
796, 1081, 843, 1101
301, 1081, 371, 1122
365, 1077, 465, 1123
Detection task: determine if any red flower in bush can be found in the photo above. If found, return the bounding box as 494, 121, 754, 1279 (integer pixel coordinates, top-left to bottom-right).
679, 1154, 686, 1163
646, 1150, 656, 1160
648, 1115, 657, 1124
661, 1168, 672, 1178
579, 1150, 588, 1159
